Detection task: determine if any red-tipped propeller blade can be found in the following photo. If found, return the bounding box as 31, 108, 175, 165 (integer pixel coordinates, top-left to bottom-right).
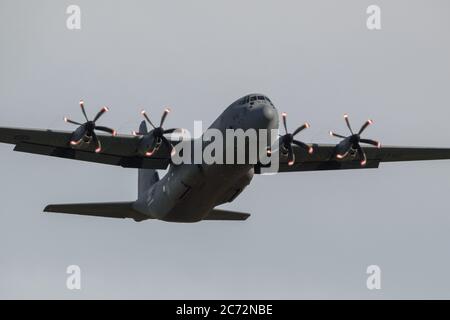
281, 112, 288, 134
79, 100, 89, 122
64, 117, 82, 126
358, 119, 373, 135
141, 110, 156, 129
160, 108, 171, 127
93, 106, 109, 122
344, 114, 354, 134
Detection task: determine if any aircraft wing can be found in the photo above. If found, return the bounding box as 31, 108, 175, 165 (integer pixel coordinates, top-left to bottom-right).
0, 127, 173, 169
255, 143, 450, 173
3, 127, 450, 172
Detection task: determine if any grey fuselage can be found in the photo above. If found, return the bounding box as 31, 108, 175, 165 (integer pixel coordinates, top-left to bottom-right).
133, 94, 279, 222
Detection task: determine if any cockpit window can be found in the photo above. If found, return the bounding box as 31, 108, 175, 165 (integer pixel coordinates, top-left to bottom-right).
239, 95, 273, 105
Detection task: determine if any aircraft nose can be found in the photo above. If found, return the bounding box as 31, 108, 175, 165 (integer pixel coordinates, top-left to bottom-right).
259, 103, 275, 121
249, 102, 278, 130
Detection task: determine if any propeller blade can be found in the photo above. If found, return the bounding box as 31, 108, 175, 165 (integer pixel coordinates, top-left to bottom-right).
64, 117, 82, 126
281, 112, 288, 134
336, 151, 349, 159
93, 106, 109, 122
360, 138, 381, 148
132, 131, 144, 136
336, 139, 352, 159
358, 119, 373, 135
92, 133, 102, 153
292, 123, 310, 136
70, 126, 87, 145
79, 100, 89, 122
329, 131, 346, 139
161, 136, 176, 156
141, 110, 156, 129
344, 114, 354, 134
145, 140, 159, 157
287, 144, 295, 166
95, 126, 116, 136
356, 145, 367, 166
292, 139, 314, 154
163, 128, 178, 134
160, 108, 170, 127
145, 136, 159, 157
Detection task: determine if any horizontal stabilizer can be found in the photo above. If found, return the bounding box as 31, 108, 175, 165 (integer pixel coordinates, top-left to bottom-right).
44, 201, 150, 222
203, 209, 250, 221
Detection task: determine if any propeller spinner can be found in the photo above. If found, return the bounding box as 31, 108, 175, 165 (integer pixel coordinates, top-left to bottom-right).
279, 112, 313, 166
329, 114, 381, 166
64, 100, 116, 153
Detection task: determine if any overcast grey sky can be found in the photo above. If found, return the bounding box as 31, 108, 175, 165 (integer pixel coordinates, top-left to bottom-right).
1, 0, 450, 299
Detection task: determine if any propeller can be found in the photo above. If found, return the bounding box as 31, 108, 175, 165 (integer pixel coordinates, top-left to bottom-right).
133, 108, 178, 157
329, 114, 381, 166
64, 100, 116, 153
279, 112, 313, 166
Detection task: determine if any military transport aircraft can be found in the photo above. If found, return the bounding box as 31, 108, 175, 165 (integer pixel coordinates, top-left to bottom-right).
1, 93, 450, 223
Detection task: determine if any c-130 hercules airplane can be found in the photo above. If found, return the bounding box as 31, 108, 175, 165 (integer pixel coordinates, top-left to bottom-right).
1, 93, 450, 223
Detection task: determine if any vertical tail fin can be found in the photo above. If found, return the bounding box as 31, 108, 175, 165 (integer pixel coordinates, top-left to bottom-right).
139, 120, 148, 135
138, 169, 159, 200
137, 120, 159, 200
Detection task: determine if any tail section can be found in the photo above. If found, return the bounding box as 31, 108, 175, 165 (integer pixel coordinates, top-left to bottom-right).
44, 203, 250, 222
137, 120, 160, 200
203, 208, 250, 221
138, 119, 148, 135
44, 121, 160, 223
138, 169, 159, 200
44, 202, 150, 221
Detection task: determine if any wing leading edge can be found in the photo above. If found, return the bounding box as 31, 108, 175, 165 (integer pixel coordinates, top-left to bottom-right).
2, 127, 450, 172
0, 127, 171, 169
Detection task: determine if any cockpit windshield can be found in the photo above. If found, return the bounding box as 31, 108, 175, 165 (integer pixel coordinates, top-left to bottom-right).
238, 94, 273, 105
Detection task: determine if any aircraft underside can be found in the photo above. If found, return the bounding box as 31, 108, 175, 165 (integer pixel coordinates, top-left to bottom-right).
3, 93, 450, 222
